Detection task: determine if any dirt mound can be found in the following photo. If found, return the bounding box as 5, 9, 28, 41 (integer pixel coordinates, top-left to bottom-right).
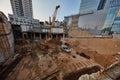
79, 50, 115, 68
65, 38, 120, 68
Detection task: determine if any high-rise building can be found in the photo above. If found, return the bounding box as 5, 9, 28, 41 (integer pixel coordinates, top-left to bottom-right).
10, 0, 33, 18
102, 0, 120, 38
105, 0, 120, 8
79, 0, 120, 29
79, 0, 120, 37
22, 0, 33, 18
78, 0, 109, 30
103, 7, 119, 29
65, 0, 120, 37
112, 8, 120, 38
79, 0, 101, 13
103, 7, 120, 38
10, 0, 24, 17
78, 9, 109, 30
9, 0, 40, 34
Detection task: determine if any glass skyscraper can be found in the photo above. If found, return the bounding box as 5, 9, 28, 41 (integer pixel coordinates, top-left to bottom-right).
79, 0, 101, 13
105, 0, 120, 8
78, 0, 120, 37
111, 8, 120, 33
78, 0, 109, 30
103, 0, 120, 37
103, 7, 119, 29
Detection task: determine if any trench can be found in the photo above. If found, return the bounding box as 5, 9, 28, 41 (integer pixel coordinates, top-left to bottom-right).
50, 77, 57, 80
0, 55, 23, 80
116, 76, 120, 80
63, 66, 101, 80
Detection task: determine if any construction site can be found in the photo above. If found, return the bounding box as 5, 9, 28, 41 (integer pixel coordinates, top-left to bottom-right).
0, 0, 120, 80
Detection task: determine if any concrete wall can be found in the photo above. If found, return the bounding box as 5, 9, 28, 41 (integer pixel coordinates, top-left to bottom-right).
0, 12, 14, 64
78, 9, 109, 30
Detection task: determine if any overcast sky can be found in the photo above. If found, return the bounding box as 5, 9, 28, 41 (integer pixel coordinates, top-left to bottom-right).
0, 0, 81, 21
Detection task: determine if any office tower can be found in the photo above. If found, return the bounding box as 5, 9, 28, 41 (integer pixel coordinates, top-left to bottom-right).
105, 0, 120, 8
10, 0, 24, 17
10, 0, 33, 18
9, 0, 40, 32
22, 0, 33, 18
78, 0, 109, 30
103, 7, 120, 38
111, 8, 120, 34
79, 0, 101, 13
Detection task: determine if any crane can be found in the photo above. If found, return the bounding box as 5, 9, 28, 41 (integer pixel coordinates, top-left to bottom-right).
51, 5, 60, 26
45, 5, 60, 43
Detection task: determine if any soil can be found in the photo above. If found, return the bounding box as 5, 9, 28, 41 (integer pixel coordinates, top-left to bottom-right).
1, 38, 120, 80
65, 38, 120, 68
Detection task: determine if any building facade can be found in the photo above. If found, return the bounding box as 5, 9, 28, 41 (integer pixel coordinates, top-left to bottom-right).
9, 14, 40, 32
79, 0, 120, 37
10, 0, 24, 17
105, 0, 120, 8
0, 11, 14, 64
112, 8, 120, 34
78, 0, 110, 30
22, 0, 33, 18
79, 0, 101, 13
78, 9, 109, 30
103, 7, 120, 38
103, 7, 119, 29
10, 0, 33, 18
10, 0, 40, 37
65, 0, 120, 38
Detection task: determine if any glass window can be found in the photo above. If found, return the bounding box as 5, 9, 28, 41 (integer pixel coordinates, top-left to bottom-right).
103, 7, 119, 29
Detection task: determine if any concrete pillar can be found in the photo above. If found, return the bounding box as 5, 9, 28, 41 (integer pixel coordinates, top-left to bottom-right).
33, 33, 35, 39
46, 34, 47, 39
22, 33, 24, 38
56, 34, 58, 39
27, 33, 28, 38
39, 34, 41, 39
51, 34, 53, 39
30, 33, 32, 39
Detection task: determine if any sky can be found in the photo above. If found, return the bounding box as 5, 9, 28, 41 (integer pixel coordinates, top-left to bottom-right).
0, 0, 81, 21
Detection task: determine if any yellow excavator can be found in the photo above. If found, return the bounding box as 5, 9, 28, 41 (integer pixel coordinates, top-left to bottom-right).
45, 5, 60, 43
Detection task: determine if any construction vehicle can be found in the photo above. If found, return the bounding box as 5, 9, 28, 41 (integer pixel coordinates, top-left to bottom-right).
45, 5, 60, 43
61, 45, 71, 53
